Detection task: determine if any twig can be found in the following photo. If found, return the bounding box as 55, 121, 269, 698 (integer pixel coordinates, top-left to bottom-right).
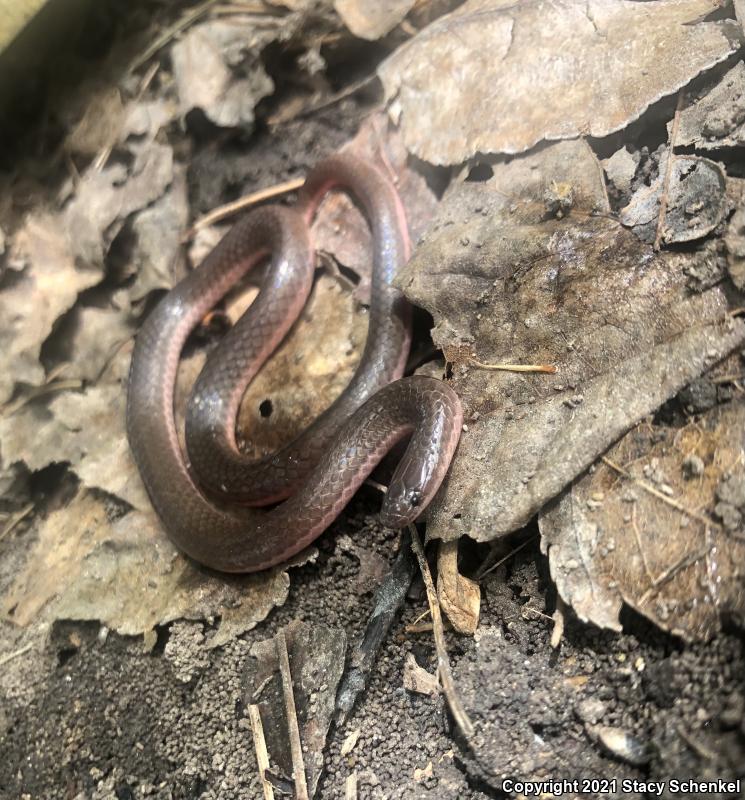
0, 503, 35, 542
468, 357, 557, 374
0, 642, 33, 668
275, 631, 308, 800
653, 91, 685, 251
128, 0, 221, 73
677, 725, 719, 762
267, 74, 378, 127
185, 177, 305, 238
601, 456, 721, 531
248, 704, 275, 800
476, 534, 538, 579
712, 372, 745, 384
407, 525, 475, 739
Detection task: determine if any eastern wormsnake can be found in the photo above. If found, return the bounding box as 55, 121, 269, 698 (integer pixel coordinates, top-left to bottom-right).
127, 153, 462, 573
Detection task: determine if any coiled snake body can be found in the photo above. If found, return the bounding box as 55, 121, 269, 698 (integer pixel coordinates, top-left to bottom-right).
127, 154, 462, 573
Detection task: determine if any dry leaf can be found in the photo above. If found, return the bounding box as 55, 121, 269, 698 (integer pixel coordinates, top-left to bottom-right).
2, 491, 290, 641
378, 0, 739, 164
437, 540, 480, 635
171, 20, 275, 130
0, 212, 101, 403
63, 142, 174, 269
235, 275, 368, 457
539, 397, 745, 642
403, 652, 440, 696
126, 166, 189, 302
674, 62, 745, 150
395, 140, 745, 545
725, 204, 745, 291
619, 153, 727, 244
334, 0, 415, 39
65, 86, 125, 158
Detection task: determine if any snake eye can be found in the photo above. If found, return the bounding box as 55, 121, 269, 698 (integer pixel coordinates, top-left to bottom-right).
408, 489, 422, 508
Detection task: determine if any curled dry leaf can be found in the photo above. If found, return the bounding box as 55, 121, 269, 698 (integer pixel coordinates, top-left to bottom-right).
1, 491, 290, 641
539, 397, 745, 642
437, 539, 480, 635
334, 0, 415, 39
619, 153, 727, 245
170, 19, 275, 130
395, 139, 745, 545
0, 213, 101, 404
378, 0, 739, 164
674, 62, 745, 150
46, 302, 134, 385
403, 652, 440, 697
246, 620, 347, 797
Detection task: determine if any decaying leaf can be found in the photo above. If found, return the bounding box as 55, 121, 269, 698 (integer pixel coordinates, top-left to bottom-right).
674, 62, 745, 150
378, 0, 740, 164
126, 166, 189, 302
65, 85, 125, 158
725, 204, 745, 290
2, 491, 290, 641
246, 620, 347, 797
63, 141, 174, 269
539, 397, 745, 641
396, 139, 745, 545
170, 19, 275, 130
334, 0, 415, 39
0, 213, 102, 403
619, 153, 727, 244
437, 540, 480, 635
603, 147, 639, 198
403, 652, 440, 696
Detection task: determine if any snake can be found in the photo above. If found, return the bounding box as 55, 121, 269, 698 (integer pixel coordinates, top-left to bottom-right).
127, 153, 462, 573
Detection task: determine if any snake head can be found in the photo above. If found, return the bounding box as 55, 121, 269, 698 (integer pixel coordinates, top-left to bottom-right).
380, 481, 426, 529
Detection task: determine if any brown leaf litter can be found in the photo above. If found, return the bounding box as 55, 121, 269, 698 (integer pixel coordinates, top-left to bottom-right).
540, 391, 745, 641
378, 0, 741, 164
396, 139, 745, 547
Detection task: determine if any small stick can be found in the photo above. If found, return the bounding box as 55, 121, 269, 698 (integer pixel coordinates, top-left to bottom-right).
0, 503, 35, 543
248, 704, 275, 800
468, 357, 557, 374
128, 0, 220, 73
0, 642, 33, 668
267, 74, 377, 127
476, 535, 538, 579
601, 456, 721, 531
275, 631, 309, 800
345, 773, 358, 800
653, 91, 685, 251
407, 525, 475, 739
185, 177, 305, 237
